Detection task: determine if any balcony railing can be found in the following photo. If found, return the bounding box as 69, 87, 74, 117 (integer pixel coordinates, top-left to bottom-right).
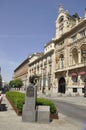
72, 82, 78, 86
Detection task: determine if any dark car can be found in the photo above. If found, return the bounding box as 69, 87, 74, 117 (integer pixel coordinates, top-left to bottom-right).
2, 86, 9, 94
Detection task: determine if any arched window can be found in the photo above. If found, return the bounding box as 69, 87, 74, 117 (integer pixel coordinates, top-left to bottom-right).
60, 54, 64, 69
59, 16, 64, 23
81, 44, 86, 63
59, 16, 64, 34
72, 48, 78, 65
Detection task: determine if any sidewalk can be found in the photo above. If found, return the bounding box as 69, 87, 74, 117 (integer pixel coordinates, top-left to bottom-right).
0, 95, 84, 130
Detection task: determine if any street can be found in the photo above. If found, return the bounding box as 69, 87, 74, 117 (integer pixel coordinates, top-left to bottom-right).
52, 99, 86, 123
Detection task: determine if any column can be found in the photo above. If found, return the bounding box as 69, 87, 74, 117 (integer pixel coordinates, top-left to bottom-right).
78, 50, 81, 64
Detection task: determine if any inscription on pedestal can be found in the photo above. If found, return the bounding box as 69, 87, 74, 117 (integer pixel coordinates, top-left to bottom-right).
26, 86, 34, 97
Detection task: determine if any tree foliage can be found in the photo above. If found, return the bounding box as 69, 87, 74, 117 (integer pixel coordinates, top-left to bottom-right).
0, 74, 2, 90
9, 79, 23, 90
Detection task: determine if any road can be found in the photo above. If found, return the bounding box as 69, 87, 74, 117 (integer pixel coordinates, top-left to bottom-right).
52, 99, 86, 123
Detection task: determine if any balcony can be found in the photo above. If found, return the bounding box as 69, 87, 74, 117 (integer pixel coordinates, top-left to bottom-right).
72, 82, 78, 86
68, 62, 84, 70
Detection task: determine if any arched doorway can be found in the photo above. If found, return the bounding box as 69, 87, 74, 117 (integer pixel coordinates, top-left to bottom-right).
58, 77, 66, 93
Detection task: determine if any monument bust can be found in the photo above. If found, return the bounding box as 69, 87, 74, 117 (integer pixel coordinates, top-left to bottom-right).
22, 75, 37, 122
26, 75, 35, 97
26, 86, 34, 97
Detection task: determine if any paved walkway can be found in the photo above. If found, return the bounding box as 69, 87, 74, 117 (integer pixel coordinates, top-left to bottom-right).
0, 95, 84, 130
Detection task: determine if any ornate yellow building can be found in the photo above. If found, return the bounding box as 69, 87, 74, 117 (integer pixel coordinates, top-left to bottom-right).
53, 5, 86, 95
13, 5, 86, 96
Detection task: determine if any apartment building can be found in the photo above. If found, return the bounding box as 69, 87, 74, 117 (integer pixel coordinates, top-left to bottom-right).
14, 57, 29, 90
28, 42, 55, 94
53, 5, 86, 95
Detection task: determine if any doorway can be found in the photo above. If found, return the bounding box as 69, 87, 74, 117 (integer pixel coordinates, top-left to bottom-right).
58, 77, 66, 93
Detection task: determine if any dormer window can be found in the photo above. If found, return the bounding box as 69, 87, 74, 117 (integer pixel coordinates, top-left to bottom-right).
59, 16, 64, 23
58, 16, 64, 35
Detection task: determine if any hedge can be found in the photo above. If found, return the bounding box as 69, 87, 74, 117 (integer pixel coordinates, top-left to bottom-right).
36, 98, 57, 113
6, 91, 57, 114
6, 91, 25, 113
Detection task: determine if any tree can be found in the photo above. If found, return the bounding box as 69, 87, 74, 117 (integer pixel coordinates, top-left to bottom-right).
9, 80, 15, 88
0, 74, 2, 90
9, 79, 23, 90
15, 79, 23, 90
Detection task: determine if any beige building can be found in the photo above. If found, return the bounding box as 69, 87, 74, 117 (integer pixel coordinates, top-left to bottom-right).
28, 42, 55, 94
14, 57, 29, 89
53, 5, 86, 95
13, 5, 86, 96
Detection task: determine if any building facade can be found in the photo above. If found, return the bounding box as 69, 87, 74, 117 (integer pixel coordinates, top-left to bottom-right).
13, 5, 86, 96
14, 58, 29, 90
28, 42, 55, 95
53, 5, 86, 95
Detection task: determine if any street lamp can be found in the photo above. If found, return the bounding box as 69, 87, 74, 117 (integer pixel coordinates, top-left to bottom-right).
42, 68, 46, 93
82, 50, 86, 97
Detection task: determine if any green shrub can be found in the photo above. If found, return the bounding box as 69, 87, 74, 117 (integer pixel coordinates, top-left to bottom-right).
6, 91, 25, 113
6, 92, 57, 114
36, 98, 57, 113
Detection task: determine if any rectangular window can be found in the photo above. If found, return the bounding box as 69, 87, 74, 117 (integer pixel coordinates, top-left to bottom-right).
61, 58, 64, 69
49, 65, 52, 74
82, 88, 84, 93
72, 76, 78, 82
80, 30, 85, 38
71, 35, 77, 42
73, 88, 77, 93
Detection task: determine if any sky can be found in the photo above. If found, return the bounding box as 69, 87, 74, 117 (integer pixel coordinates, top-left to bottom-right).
0, 0, 86, 82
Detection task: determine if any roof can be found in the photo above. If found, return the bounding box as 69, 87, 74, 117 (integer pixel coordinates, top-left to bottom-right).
44, 40, 53, 48
14, 57, 29, 72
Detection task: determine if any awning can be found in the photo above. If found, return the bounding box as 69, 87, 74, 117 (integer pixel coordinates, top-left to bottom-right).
79, 71, 86, 75
71, 73, 77, 77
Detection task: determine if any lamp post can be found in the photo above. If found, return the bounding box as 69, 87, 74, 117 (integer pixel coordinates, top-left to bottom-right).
42, 68, 45, 93
82, 50, 86, 97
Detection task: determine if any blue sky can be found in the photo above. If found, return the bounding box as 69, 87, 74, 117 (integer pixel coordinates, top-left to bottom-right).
0, 0, 86, 82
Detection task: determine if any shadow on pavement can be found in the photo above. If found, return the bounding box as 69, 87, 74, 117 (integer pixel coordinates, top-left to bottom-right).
0, 104, 7, 111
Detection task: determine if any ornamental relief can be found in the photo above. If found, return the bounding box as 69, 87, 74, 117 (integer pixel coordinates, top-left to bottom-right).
68, 37, 86, 47
78, 37, 86, 44
58, 47, 64, 52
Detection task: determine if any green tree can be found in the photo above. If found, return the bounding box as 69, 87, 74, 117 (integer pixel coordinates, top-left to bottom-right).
9, 80, 15, 88
0, 74, 2, 90
9, 79, 23, 90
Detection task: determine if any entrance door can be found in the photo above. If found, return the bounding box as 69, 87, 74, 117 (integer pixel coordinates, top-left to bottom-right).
58, 77, 66, 93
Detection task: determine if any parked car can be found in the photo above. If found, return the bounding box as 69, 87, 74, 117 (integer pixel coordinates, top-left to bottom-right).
2, 86, 9, 94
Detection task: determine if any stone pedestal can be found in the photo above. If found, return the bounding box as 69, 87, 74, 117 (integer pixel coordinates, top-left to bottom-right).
22, 80, 50, 123
22, 83, 37, 122
37, 105, 50, 123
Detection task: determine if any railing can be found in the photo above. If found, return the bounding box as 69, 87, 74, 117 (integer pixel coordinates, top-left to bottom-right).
72, 82, 78, 85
